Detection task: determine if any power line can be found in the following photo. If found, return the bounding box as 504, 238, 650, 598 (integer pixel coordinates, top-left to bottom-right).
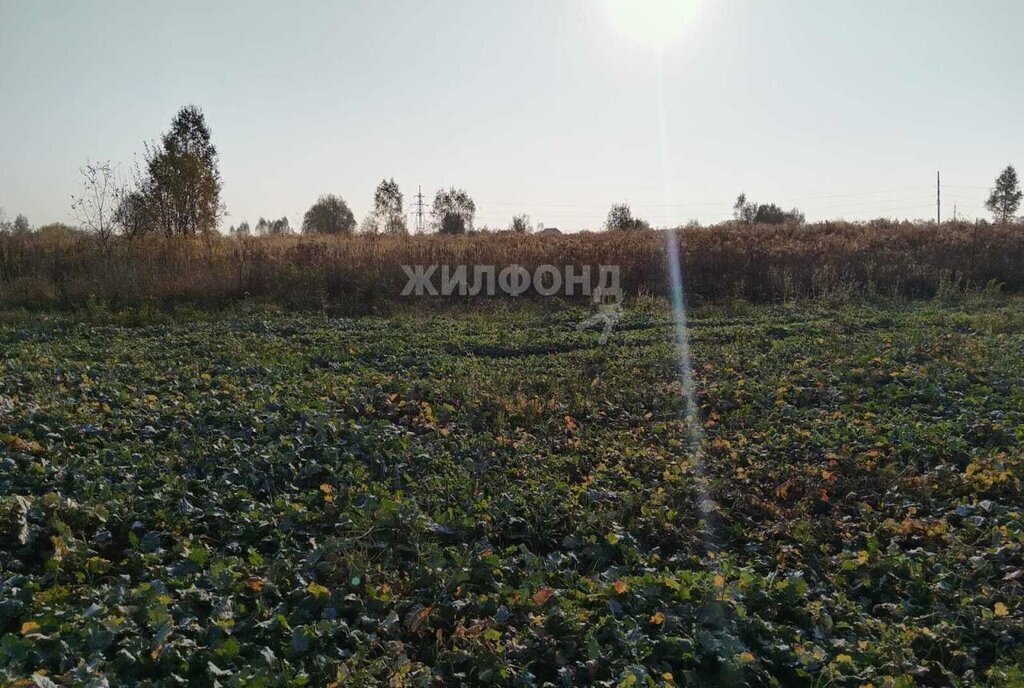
461, 179, 996, 229
475, 185, 939, 209
474, 196, 941, 220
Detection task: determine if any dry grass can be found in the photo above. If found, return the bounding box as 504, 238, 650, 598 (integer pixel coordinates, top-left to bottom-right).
1, 220, 1022, 311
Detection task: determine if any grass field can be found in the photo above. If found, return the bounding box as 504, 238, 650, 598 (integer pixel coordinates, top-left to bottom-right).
2, 297, 1023, 686
3, 221, 1024, 310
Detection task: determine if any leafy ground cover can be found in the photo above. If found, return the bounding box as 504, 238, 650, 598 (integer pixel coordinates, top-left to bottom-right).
1, 297, 1023, 686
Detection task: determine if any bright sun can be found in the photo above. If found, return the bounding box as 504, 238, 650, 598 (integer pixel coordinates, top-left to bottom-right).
604, 0, 699, 47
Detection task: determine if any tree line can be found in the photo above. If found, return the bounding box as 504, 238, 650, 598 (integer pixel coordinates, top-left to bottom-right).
2, 105, 1021, 238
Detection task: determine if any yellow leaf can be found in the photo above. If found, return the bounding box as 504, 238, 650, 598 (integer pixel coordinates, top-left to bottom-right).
21, 621, 40, 635
612, 579, 628, 594
713, 574, 725, 588
994, 602, 1010, 617
649, 611, 665, 625
307, 581, 331, 597
737, 651, 756, 663
247, 578, 264, 593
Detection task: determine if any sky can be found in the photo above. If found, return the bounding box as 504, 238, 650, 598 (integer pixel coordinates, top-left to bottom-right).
1, 0, 1021, 231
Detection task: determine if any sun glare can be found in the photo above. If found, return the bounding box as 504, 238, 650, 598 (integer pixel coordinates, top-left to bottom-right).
604, 0, 699, 47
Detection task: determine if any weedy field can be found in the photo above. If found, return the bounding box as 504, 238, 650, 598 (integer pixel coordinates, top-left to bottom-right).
1, 297, 1023, 686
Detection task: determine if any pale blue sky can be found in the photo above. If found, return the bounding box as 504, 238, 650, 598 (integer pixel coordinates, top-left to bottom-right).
1, 0, 1021, 230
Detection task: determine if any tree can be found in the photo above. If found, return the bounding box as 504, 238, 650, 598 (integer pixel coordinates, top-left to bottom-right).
13, 214, 30, 235
986, 165, 1022, 224
753, 203, 805, 225
255, 217, 293, 235
732, 194, 757, 224
114, 191, 153, 238
71, 160, 121, 243
359, 213, 380, 234
433, 187, 475, 235
373, 178, 406, 234
34, 223, 81, 237
510, 214, 532, 233
302, 195, 356, 235
733, 193, 804, 225
229, 221, 251, 237
140, 105, 223, 236
606, 203, 650, 231
0, 208, 10, 234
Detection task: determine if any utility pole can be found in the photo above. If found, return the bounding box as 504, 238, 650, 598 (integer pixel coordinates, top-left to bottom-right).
414, 186, 426, 233
936, 171, 941, 225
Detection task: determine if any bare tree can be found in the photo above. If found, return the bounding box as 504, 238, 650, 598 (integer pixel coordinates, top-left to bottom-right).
72, 160, 122, 243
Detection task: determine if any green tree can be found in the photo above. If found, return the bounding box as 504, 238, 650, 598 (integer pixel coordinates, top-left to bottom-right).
114, 191, 153, 238
733, 193, 757, 224
754, 203, 805, 225
606, 203, 649, 231
433, 188, 475, 234
734, 193, 804, 225
986, 165, 1022, 224
256, 216, 293, 235
373, 178, 406, 234
13, 214, 30, 234
302, 195, 356, 235
141, 105, 224, 236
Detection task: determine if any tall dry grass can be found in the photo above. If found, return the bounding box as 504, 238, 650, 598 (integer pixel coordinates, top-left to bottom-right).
1, 220, 1021, 311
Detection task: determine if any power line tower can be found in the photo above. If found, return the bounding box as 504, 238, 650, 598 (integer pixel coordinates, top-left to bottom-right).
414, 186, 426, 233
936, 170, 941, 225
